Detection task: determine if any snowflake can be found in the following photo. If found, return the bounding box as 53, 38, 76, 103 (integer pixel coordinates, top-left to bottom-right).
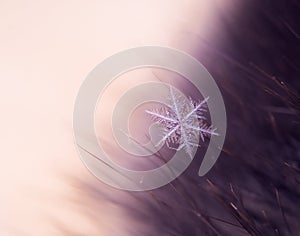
146, 88, 218, 158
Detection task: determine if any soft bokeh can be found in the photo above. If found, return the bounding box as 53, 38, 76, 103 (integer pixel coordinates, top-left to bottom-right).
0, 0, 231, 235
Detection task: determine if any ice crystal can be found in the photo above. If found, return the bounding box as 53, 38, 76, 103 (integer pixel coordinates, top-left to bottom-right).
146, 88, 218, 158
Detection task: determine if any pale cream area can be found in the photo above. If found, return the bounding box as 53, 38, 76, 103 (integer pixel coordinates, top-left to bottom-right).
0, 0, 232, 235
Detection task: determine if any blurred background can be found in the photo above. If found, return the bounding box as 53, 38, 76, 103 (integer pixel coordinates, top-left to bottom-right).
0, 0, 299, 235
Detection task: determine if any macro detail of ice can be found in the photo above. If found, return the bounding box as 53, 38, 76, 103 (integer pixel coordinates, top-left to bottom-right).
146, 88, 219, 158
